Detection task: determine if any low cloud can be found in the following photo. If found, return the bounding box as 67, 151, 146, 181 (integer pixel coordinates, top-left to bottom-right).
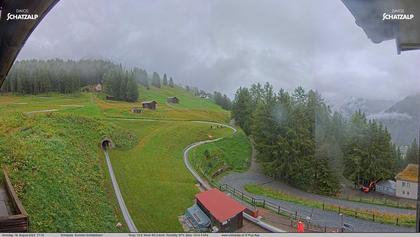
16, 0, 420, 102
368, 112, 413, 121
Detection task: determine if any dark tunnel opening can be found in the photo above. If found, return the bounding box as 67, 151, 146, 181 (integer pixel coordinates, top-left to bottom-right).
100, 138, 113, 151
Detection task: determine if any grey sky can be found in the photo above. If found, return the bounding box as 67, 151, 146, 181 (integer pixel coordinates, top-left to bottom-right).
17, 0, 420, 106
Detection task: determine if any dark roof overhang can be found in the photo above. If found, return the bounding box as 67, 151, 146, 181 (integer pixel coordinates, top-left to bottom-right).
0, 0, 60, 87
341, 0, 420, 54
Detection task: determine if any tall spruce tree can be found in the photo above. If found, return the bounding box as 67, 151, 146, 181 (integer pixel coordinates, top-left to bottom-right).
126, 76, 139, 102
169, 77, 174, 87
162, 74, 168, 86
406, 138, 419, 165
152, 72, 161, 88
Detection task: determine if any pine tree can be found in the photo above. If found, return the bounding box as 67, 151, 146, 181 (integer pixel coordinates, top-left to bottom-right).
232, 87, 252, 134
162, 74, 168, 86
126, 76, 139, 102
169, 77, 174, 88
152, 72, 161, 88
406, 138, 419, 165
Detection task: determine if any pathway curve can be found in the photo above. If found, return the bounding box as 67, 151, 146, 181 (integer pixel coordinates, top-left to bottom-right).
182, 121, 285, 233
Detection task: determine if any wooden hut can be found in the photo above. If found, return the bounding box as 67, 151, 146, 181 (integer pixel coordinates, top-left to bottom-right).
131, 108, 142, 113
195, 188, 246, 232
142, 101, 157, 110
167, 97, 179, 104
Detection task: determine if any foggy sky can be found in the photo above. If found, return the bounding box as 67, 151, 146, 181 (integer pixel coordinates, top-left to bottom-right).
17, 0, 420, 107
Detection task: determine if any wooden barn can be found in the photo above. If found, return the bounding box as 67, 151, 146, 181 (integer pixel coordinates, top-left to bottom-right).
142, 101, 157, 110
131, 107, 142, 113
195, 188, 246, 232
167, 96, 179, 104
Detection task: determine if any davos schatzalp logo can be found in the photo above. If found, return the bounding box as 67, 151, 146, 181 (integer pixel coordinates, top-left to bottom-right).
6, 8, 38, 21
383, 9, 414, 21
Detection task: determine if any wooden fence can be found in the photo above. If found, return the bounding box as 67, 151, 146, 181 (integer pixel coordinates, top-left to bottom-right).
218, 183, 331, 232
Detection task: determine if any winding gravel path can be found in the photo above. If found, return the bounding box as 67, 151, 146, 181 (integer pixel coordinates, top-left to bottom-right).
182, 121, 286, 232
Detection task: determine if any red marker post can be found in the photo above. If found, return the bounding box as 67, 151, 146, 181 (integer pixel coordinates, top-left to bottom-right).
297, 220, 304, 233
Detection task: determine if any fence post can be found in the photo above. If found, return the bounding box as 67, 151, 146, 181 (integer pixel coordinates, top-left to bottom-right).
252, 197, 255, 206
241, 192, 244, 200
338, 206, 341, 213
355, 211, 358, 218
277, 206, 281, 214
372, 213, 375, 222
295, 211, 297, 219
324, 225, 327, 232
396, 217, 399, 226
262, 199, 265, 208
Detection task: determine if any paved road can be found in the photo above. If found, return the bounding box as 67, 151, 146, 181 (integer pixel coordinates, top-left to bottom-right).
221, 171, 414, 232
104, 150, 138, 232
220, 142, 415, 232
220, 140, 416, 216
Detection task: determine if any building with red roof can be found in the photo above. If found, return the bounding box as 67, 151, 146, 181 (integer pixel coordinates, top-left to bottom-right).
195, 188, 246, 232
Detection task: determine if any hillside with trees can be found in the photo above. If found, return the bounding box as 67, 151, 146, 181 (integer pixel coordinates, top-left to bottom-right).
232, 82, 403, 195
1, 59, 142, 102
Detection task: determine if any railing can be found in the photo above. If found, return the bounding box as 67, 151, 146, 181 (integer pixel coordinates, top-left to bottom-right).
0, 169, 29, 232
217, 182, 414, 230
217, 183, 330, 232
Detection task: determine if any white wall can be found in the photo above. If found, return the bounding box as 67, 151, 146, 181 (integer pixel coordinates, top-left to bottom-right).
396, 180, 418, 200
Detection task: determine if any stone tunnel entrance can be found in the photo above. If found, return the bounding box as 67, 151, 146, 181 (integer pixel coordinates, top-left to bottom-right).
100, 137, 114, 151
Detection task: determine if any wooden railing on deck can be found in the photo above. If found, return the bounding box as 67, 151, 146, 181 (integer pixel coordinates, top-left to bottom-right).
0, 169, 29, 232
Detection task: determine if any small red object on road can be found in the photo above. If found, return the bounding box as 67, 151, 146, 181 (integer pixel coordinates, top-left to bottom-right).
297, 220, 304, 233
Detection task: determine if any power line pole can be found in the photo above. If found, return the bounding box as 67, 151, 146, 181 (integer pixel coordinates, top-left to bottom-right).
417, 129, 420, 232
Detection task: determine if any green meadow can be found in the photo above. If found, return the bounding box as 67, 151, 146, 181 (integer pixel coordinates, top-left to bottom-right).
0, 85, 238, 232
188, 129, 251, 180
109, 120, 232, 231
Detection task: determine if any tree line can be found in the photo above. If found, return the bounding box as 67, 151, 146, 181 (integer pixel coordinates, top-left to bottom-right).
1, 59, 179, 103
1, 59, 116, 94
103, 65, 139, 102
2, 58, 232, 110
232, 82, 403, 195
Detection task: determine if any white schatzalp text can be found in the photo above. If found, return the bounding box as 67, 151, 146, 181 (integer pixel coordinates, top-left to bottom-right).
6, 9, 38, 21
382, 9, 414, 21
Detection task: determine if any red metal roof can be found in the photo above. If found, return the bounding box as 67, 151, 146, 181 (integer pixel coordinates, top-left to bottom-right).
195, 188, 246, 223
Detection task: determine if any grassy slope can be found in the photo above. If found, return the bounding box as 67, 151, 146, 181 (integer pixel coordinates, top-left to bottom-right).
0, 113, 137, 232
189, 129, 251, 179
0, 85, 232, 232
109, 120, 232, 231
97, 86, 230, 122
0, 93, 100, 116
